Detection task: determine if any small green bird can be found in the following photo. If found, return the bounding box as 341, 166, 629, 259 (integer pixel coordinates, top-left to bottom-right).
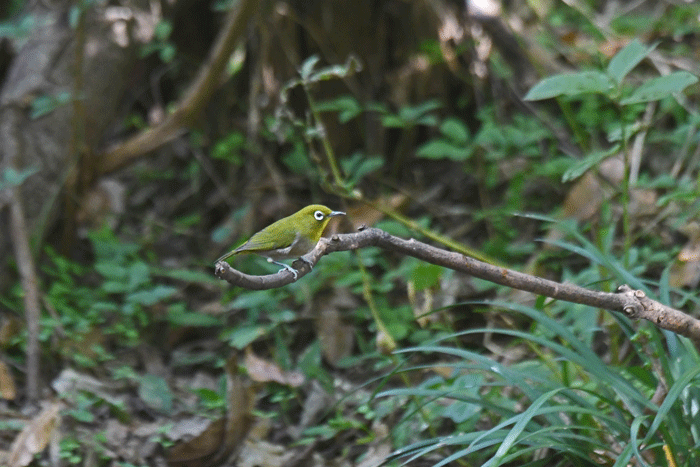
216, 204, 345, 279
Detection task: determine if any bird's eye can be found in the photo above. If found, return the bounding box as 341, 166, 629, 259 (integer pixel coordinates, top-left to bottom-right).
314, 210, 325, 221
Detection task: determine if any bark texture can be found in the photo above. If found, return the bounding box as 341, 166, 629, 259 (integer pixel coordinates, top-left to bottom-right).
0, 3, 137, 285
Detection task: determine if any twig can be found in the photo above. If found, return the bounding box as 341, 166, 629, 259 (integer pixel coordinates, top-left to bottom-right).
8, 187, 41, 401
215, 226, 700, 350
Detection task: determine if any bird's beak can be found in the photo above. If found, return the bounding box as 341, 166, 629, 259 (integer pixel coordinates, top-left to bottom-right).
329, 210, 346, 218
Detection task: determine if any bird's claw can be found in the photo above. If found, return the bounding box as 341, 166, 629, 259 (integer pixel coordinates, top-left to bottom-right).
270, 260, 298, 280
280, 263, 298, 280
271, 256, 315, 281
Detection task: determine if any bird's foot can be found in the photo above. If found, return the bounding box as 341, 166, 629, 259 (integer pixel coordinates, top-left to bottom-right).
271, 260, 298, 280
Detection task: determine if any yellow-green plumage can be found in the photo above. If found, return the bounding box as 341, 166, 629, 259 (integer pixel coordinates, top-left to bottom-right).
216, 205, 345, 276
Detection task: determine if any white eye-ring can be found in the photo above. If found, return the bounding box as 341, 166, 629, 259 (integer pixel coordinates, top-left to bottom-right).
314, 210, 325, 221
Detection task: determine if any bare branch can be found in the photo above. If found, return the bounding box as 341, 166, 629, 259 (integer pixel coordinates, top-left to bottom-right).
97, 0, 258, 176
216, 227, 700, 348
8, 187, 41, 401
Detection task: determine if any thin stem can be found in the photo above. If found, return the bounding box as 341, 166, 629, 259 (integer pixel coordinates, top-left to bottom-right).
303, 83, 344, 187
357, 196, 501, 266
357, 255, 396, 353
557, 97, 589, 152
619, 105, 631, 268
9, 189, 41, 401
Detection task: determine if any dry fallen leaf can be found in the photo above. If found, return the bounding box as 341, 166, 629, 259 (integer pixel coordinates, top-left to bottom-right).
292, 381, 333, 439
317, 307, 355, 366
345, 194, 408, 230
166, 418, 226, 467
0, 314, 21, 346
8, 401, 63, 467
220, 355, 256, 460
236, 439, 296, 467
0, 359, 16, 400
355, 422, 391, 467
669, 223, 700, 288
244, 347, 305, 387
76, 177, 126, 231
167, 355, 256, 467
376, 327, 397, 355
58, 326, 107, 363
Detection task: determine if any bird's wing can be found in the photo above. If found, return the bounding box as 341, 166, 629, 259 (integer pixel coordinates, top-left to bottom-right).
234, 225, 297, 254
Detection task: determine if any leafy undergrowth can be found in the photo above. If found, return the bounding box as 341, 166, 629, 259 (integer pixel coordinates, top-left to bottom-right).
3, 214, 700, 467
3, 1, 700, 467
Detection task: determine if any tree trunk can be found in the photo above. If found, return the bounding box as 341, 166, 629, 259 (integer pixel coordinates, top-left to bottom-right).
0, 2, 137, 286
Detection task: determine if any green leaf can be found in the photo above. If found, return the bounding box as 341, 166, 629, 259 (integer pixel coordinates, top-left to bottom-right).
138, 374, 173, 413
352, 156, 384, 181
0, 14, 34, 41
417, 140, 470, 161
212, 131, 245, 163
222, 324, 266, 349
30, 91, 73, 119
381, 114, 405, 128
443, 399, 480, 424
415, 114, 438, 126
607, 40, 657, 84
154, 267, 221, 286
154, 20, 173, 40
524, 71, 614, 100
307, 56, 361, 83
439, 118, 469, 144
282, 140, 313, 175
230, 289, 275, 309
159, 44, 176, 63
383, 101, 441, 128
128, 285, 177, 306
342, 152, 384, 185
561, 145, 620, 183
0, 166, 38, 190
620, 71, 698, 105
102, 280, 130, 294
167, 303, 219, 327
400, 100, 442, 122
193, 388, 225, 410
299, 55, 320, 80
316, 95, 363, 123
127, 262, 150, 290
411, 263, 443, 291
94, 262, 128, 280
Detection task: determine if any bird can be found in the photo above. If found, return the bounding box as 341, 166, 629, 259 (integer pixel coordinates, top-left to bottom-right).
216, 204, 345, 279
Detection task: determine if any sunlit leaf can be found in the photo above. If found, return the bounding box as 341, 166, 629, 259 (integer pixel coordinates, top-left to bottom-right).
411, 263, 443, 291
0, 166, 38, 190
30, 91, 72, 119
440, 118, 469, 145
299, 55, 320, 80
128, 285, 177, 306
524, 71, 614, 100
417, 140, 470, 161
607, 40, 657, 84
167, 304, 219, 327
222, 325, 266, 349
316, 95, 363, 123
620, 71, 698, 105
561, 145, 620, 182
